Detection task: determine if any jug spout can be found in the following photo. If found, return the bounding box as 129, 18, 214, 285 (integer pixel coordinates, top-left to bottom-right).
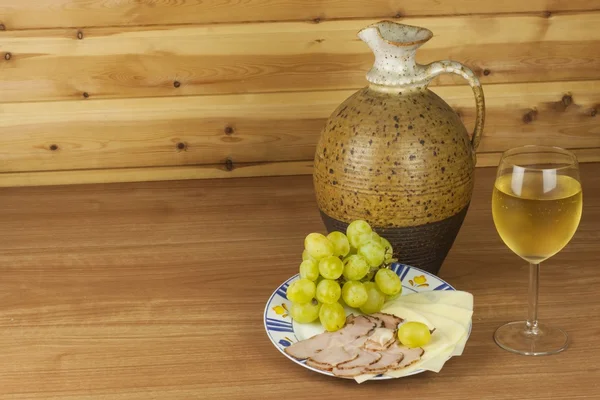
358, 21, 433, 87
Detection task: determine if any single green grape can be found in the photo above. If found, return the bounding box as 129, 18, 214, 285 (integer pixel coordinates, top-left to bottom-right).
375, 268, 402, 296
299, 259, 319, 281
346, 220, 373, 249
290, 299, 320, 323
342, 254, 370, 281
304, 233, 334, 260
286, 278, 316, 304
359, 282, 386, 314
326, 231, 350, 257
316, 279, 341, 304
397, 321, 431, 348
319, 302, 346, 332
302, 249, 317, 263
358, 240, 385, 267
318, 256, 344, 280
380, 237, 394, 262
341, 281, 368, 308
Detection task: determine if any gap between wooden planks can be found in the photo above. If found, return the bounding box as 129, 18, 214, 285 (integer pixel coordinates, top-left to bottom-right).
0, 148, 599, 187
1, 12, 600, 102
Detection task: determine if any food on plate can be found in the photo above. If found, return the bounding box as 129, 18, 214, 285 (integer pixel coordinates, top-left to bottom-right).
327, 231, 351, 257
316, 279, 342, 304
318, 256, 344, 280
374, 268, 402, 296
285, 313, 424, 378
342, 254, 370, 281
286, 278, 316, 304
397, 321, 431, 348
341, 281, 368, 308
299, 259, 319, 281
290, 299, 321, 323
352, 291, 474, 383
319, 302, 347, 332
359, 282, 386, 314
288, 220, 397, 332
304, 233, 334, 259
346, 220, 373, 248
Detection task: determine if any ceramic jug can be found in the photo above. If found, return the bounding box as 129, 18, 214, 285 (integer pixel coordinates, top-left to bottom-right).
313, 21, 485, 275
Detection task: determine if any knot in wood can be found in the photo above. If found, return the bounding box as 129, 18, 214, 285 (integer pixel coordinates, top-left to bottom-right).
225, 158, 234, 171
224, 126, 234, 135
522, 109, 538, 124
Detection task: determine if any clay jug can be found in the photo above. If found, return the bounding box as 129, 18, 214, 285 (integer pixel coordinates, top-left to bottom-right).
313, 21, 485, 275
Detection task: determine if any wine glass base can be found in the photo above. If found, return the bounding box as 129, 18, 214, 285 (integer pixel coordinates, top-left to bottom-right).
494, 321, 568, 356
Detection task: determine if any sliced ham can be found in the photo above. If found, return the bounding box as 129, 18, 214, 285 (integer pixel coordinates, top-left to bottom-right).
370, 312, 403, 330
332, 365, 368, 378
387, 344, 425, 370
362, 327, 396, 351
331, 349, 382, 377
337, 349, 381, 370
308, 346, 358, 368
284, 313, 425, 380
284, 315, 376, 360
365, 350, 405, 374
306, 358, 334, 371
284, 330, 338, 360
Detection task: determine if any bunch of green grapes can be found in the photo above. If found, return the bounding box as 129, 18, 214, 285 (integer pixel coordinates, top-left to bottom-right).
287, 220, 401, 332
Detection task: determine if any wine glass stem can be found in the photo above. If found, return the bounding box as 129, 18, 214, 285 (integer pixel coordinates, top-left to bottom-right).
526, 262, 540, 334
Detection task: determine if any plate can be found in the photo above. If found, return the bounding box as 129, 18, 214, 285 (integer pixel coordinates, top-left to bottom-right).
264, 262, 462, 380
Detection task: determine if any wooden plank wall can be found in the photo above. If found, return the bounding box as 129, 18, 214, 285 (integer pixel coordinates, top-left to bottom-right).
1, 1, 599, 186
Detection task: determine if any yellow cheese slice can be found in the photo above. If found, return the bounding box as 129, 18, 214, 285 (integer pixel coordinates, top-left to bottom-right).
399, 291, 474, 310
384, 309, 467, 378
400, 303, 473, 327
355, 292, 474, 382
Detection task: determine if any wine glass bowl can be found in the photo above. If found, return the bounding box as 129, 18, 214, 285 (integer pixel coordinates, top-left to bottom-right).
492, 146, 582, 355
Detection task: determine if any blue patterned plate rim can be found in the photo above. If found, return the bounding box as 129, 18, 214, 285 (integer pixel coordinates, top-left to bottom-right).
264, 262, 471, 380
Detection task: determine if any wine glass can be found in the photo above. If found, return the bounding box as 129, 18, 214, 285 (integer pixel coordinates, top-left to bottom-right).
492, 146, 582, 355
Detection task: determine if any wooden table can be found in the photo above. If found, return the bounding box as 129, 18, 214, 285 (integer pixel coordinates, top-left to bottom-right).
0, 165, 598, 399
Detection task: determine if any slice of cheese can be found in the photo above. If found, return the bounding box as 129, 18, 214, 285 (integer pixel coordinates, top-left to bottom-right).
385, 309, 467, 378
452, 331, 469, 356
354, 291, 474, 382
401, 303, 473, 328
399, 291, 474, 310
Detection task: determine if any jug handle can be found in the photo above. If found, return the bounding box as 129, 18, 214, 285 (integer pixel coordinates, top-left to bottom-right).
422, 61, 485, 152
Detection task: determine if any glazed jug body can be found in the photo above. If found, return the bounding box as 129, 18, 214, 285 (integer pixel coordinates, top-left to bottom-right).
313, 21, 485, 274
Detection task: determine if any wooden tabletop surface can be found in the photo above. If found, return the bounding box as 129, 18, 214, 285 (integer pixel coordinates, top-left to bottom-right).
0, 164, 598, 399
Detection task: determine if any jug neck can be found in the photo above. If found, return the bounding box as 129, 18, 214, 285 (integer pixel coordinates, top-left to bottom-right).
358, 21, 433, 89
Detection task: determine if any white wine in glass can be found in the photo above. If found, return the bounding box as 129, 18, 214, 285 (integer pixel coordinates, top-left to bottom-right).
492, 146, 582, 355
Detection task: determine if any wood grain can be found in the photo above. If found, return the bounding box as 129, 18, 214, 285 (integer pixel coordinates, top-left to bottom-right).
0, 80, 598, 178
0, 164, 598, 399
1, 13, 600, 102
1, 0, 600, 30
